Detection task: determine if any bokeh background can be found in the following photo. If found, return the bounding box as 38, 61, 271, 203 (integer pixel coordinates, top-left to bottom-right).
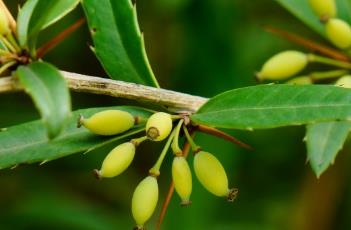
1, 0, 351, 229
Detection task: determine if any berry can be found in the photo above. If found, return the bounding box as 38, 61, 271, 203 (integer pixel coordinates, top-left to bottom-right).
257, 51, 308, 81
335, 75, 351, 88
172, 156, 192, 205
79, 110, 134, 136
309, 0, 336, 20
132, 176, 159, 229
286, 76, 313, 85
325, 18, 351, 49
95, 142, 136, 178
146, 112, 172, 141
194, 151, 237, 201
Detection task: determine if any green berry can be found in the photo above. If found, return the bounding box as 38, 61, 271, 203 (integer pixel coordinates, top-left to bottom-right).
309, 0, 336, 20
257, 51, 308, 81
194, 151, 237, 201
146, 112, 173, 141
325, 18, 351, 49
172, 156, 192, 205
132, 176, 159, 229
96, 142, 136, 178
286, 76, 313, 85
335, 75, 351, 88
79, 110, 134, 136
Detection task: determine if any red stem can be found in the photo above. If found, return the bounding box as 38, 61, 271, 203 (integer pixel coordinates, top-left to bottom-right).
37, 18, 86, 58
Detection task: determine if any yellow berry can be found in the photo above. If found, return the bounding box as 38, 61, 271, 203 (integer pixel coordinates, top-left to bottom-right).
97, 142, 136, 178
194, 151, 230, 197
308, 0, 336, 19
0, 10, 10, 36
335, 75, 351, 88
286, 76, 313, 85
80, 110, 134, 136
325, 18, 351, 49
257, 51, 308, 81
132, 176, 158, 229
146, 112, 172, 141
172, 156, 192, 205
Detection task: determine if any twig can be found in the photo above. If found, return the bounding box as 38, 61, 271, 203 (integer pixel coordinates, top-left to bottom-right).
0, 71, 208, 113
156, 133, 193, 230
196, 125, 253, 150
264, 26, 350, 62
37, 18, 86, 58
0, 0, 16, 33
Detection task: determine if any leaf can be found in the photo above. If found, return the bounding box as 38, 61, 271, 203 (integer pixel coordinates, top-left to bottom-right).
0, 106, 152, 170
305, 121, 351, 177
191, 84, 351, 130
17, 0, 80, 51
16, 61, 71, 139
275, 0, 351, 38
275, 0, 325, 36
82, 0, 160, 87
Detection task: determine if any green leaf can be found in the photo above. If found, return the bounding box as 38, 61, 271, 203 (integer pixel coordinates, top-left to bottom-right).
306, 121, 351, 177
16, 61, 71, 139
0, 106, 152, 170
275, 0, 325, 36
275, 0, 351, 38
191, 84, 351, 130
82, 0, 160, 87
17, 0, 80, 50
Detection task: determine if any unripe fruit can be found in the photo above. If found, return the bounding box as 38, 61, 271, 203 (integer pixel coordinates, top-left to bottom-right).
146, 112, 172, 141
286, 76, 313, 85
257, 51, 308, 81
172, 156, 192, 205
96, 142, 135, 178
308, 0, 336, 20
325, 18, 351, 49
132, 176, 159, 229
80, 110, 134, 136
335, 75, 351, 88
194, 151, 238, 201
0, 10, 10, 36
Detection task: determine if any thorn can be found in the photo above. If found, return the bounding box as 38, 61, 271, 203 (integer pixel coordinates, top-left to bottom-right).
40, 160, 49, 165
10, 164, 18, 170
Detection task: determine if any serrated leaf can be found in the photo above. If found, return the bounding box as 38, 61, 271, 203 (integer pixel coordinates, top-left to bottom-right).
17, 0, 80, 51
82, 0, 160, 87
275, 0, 351, 38
306, 121, 351, 177
191, 84, 351, 130
16, 61, 71, 139
0, 106, 152, 170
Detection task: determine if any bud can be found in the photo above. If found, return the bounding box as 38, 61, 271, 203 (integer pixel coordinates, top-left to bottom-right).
335, 75, 351, 88
325, 18, 351, 49
286, 76, 313, 85
95, 142, 136, 178
0, 10, 10, 36
79, 110, 134, 136
146, 112, 172, 141
194, 151, 237, 201
172, 156, 192, 205
257, 51, 308, 81
132, 176, 159, 229
308, 0, 336, 20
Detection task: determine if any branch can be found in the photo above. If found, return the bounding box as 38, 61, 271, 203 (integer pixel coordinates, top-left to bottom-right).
0, 71, 208, 113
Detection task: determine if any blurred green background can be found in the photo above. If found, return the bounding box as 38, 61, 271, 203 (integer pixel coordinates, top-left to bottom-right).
1, 0, 351, 229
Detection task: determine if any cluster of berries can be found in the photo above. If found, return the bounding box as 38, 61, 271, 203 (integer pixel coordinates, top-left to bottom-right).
256, 0, 351, 88
78, 110, 237, 230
